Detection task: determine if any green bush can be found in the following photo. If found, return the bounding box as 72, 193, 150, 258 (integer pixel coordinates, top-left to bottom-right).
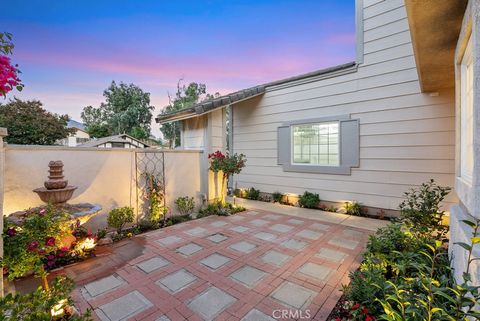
197, 202, 245, 218
165, 214, 192, 227
344, 201, 364, 216
107, 207, 134, 234
272, 192, 284, 203
175, 196, 195, 216
366, 223, 407, 254
298, 191, 320, 208
246, 187, 260, 200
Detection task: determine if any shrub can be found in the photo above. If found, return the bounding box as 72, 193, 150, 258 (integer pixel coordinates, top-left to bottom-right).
107, 207, 134, 234
366, 223, 407, 254
344, 201, 364, 216
246, 187, 260, 200
272, 192, 284, 203
175, 196, 195, 216
197, 202, 245, 217
165, 214, 192, 227
298, 191, 320, 208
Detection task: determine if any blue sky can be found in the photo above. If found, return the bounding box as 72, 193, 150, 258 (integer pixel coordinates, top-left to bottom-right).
1, 0, 355, 137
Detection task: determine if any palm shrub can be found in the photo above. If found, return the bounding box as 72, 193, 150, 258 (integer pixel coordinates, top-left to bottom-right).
107, 207, 134, 234
298, 191, 320, 208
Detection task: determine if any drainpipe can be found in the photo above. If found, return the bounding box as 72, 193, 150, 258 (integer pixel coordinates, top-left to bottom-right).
0, 128, 7, 297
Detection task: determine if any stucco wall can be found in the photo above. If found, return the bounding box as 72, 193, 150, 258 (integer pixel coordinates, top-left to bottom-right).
3, 145, 204, 229
231, 0, 457, 211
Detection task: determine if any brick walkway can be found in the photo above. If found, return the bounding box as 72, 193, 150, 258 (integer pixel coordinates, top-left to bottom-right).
70, 209, 377, 321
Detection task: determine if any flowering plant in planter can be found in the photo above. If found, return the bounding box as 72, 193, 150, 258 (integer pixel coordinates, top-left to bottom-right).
208, 150, 246, 203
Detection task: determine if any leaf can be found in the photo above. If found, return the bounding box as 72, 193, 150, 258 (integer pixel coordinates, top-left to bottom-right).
461, 219, 477, 228
455, 242, 472, 251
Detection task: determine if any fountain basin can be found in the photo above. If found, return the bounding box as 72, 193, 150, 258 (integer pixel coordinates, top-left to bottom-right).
33, 186, 77, 205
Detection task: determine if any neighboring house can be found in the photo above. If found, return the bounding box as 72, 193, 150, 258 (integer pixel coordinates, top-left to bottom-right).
157, 0, 479, 282
58, 120, 90, 147
78, 134, 151, 149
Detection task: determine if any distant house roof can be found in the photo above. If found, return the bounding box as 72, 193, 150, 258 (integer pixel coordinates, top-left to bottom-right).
78, 134, 151, 148
156, 61, 357, 124
67, 120, 87, 131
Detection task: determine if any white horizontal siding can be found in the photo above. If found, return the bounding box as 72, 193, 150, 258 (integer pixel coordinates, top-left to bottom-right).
230, 0, 456, 210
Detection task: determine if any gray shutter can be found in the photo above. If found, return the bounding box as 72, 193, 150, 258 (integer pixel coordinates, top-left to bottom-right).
340, 119, 360, 167
277, 126, 290, 165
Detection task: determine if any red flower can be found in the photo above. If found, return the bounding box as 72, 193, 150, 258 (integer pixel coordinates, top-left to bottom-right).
47, 254, 55, 260
352, 303, 360, 310
61, 246, 69, 252
366, 316, 375, 321
6, 227, 16, 237
363, 308, 369, 314
45, 237, 55, 246
27, 241, 39, 252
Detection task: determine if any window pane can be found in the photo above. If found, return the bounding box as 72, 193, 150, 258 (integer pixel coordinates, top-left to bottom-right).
292, 122, 339, 166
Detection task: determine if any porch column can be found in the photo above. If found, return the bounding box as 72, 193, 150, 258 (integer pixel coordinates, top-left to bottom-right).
0, 128, 7, 296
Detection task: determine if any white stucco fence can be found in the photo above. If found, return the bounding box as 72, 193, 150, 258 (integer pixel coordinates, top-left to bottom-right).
2, 145, 205, 229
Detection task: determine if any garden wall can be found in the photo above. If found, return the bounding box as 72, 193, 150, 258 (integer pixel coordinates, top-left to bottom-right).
2, 145, 205, 228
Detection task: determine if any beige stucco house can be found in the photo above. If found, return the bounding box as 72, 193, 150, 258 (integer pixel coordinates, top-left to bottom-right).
157, 0, 480, 281
58, 120, 90, 147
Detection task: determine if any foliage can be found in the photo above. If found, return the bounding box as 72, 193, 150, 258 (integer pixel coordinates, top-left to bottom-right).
366, 223, 407, 255
334, 301, 377, 321
298, 191, 320, 208
107, 207, 134, 234
165, 214, 192, 227
246, 187, 260, 200
2, 205, 71, 281
344, 201, 365, 216
0, 98, 75, 145
197, 202, 245, 218
272, 192, 284, 203
208, 150, 246, 203
143, 173, 166, 223
81, 81, 154, 139
0, 32, 23, 97
175, 196, 195, 216
399, 179, 451, 234
0, 276, 92, 321
159, 80, 219, 148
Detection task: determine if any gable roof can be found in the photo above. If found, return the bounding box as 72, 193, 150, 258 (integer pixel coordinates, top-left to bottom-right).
78, 134, 151, 148
156, 62, 356, 124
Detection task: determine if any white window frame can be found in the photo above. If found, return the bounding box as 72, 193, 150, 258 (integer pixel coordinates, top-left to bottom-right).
460, 36, 474, 185
291, 121, 340, 167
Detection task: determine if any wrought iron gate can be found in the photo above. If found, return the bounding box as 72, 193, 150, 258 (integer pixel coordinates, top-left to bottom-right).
135, 151, 166, 222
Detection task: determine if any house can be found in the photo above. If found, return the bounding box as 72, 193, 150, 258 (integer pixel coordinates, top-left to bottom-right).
58, 120, 90, 147
157, 0, 479, 282
78, 134, 151, 149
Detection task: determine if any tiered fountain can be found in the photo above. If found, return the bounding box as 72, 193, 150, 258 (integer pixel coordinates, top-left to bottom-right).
33, 160, 77, 205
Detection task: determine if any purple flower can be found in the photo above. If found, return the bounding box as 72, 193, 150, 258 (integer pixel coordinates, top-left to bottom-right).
39, 208, 46, 216
45, 237, 55, 247
47, 260, 55, 267
6, 227, 16, 237
27, 241, 39, 252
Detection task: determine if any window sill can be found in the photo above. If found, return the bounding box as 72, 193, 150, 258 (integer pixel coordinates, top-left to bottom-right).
281, 163, 351, 175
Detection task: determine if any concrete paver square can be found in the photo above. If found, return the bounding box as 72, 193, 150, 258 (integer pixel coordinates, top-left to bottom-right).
241, 309, 276, 321
136, 256, 170, 273
230, 265, 267, 288
263, 214, 281, 220
259, 250, 291, 267
188, 286, 236, 321
287, 218, 305, 225
245, 211, 259, 215
200, 253, 231, 270
156, 269, 197, 293
156, 316, 171, 321
342, 229, 364, 239
206, 233, 229, 243
229, 241, 257, 253
311, 222, 331, 231
250, 219, 269, 226
296, 229, 323, 240
315, 248, 347, 263
269, 224, 293, 233
95, 290, 153, 321
83, 275, 125, 298
328, 237, 359, 250
281, 239, 307, 250
253, 232, 277, 241
230, 225, 250, 233
156, 235, 182, 246
210, 221, 228, 227
185, 227, 207, 236
176, 243, 203, 256
298, 262, 333, 280
271, 281, 317, 309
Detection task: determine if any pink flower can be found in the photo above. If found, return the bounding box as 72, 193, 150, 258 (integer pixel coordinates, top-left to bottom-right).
39, 209, 46, 216
47, 260, 55, 267
47, 254, 54, 260
27, 241, 39, 252
6, 227, 16, 237
61, 246, 69, 252
45, 237, 55, 246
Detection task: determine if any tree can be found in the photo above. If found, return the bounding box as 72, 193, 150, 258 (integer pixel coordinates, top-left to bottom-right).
0, 98, 74, 145
159, 80, 219, 148
81, 81, 154, 139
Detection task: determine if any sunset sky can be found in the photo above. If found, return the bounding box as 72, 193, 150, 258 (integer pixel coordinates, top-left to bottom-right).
1, 0, 355, 137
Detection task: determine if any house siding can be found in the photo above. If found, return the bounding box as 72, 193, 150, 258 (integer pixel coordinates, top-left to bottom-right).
231, 0, 456, 210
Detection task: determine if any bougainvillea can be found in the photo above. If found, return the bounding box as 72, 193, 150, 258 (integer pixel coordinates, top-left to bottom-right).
0, 55, 22, 96
208, 151, 246, 203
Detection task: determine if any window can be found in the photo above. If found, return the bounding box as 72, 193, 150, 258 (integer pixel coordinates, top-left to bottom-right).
278, 115, 359, 175
111, 142, 125, 148
292, 122, 339, 166
460, 36, 473, 184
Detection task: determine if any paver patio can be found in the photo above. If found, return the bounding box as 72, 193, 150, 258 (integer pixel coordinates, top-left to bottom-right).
61, 208, 385, 321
